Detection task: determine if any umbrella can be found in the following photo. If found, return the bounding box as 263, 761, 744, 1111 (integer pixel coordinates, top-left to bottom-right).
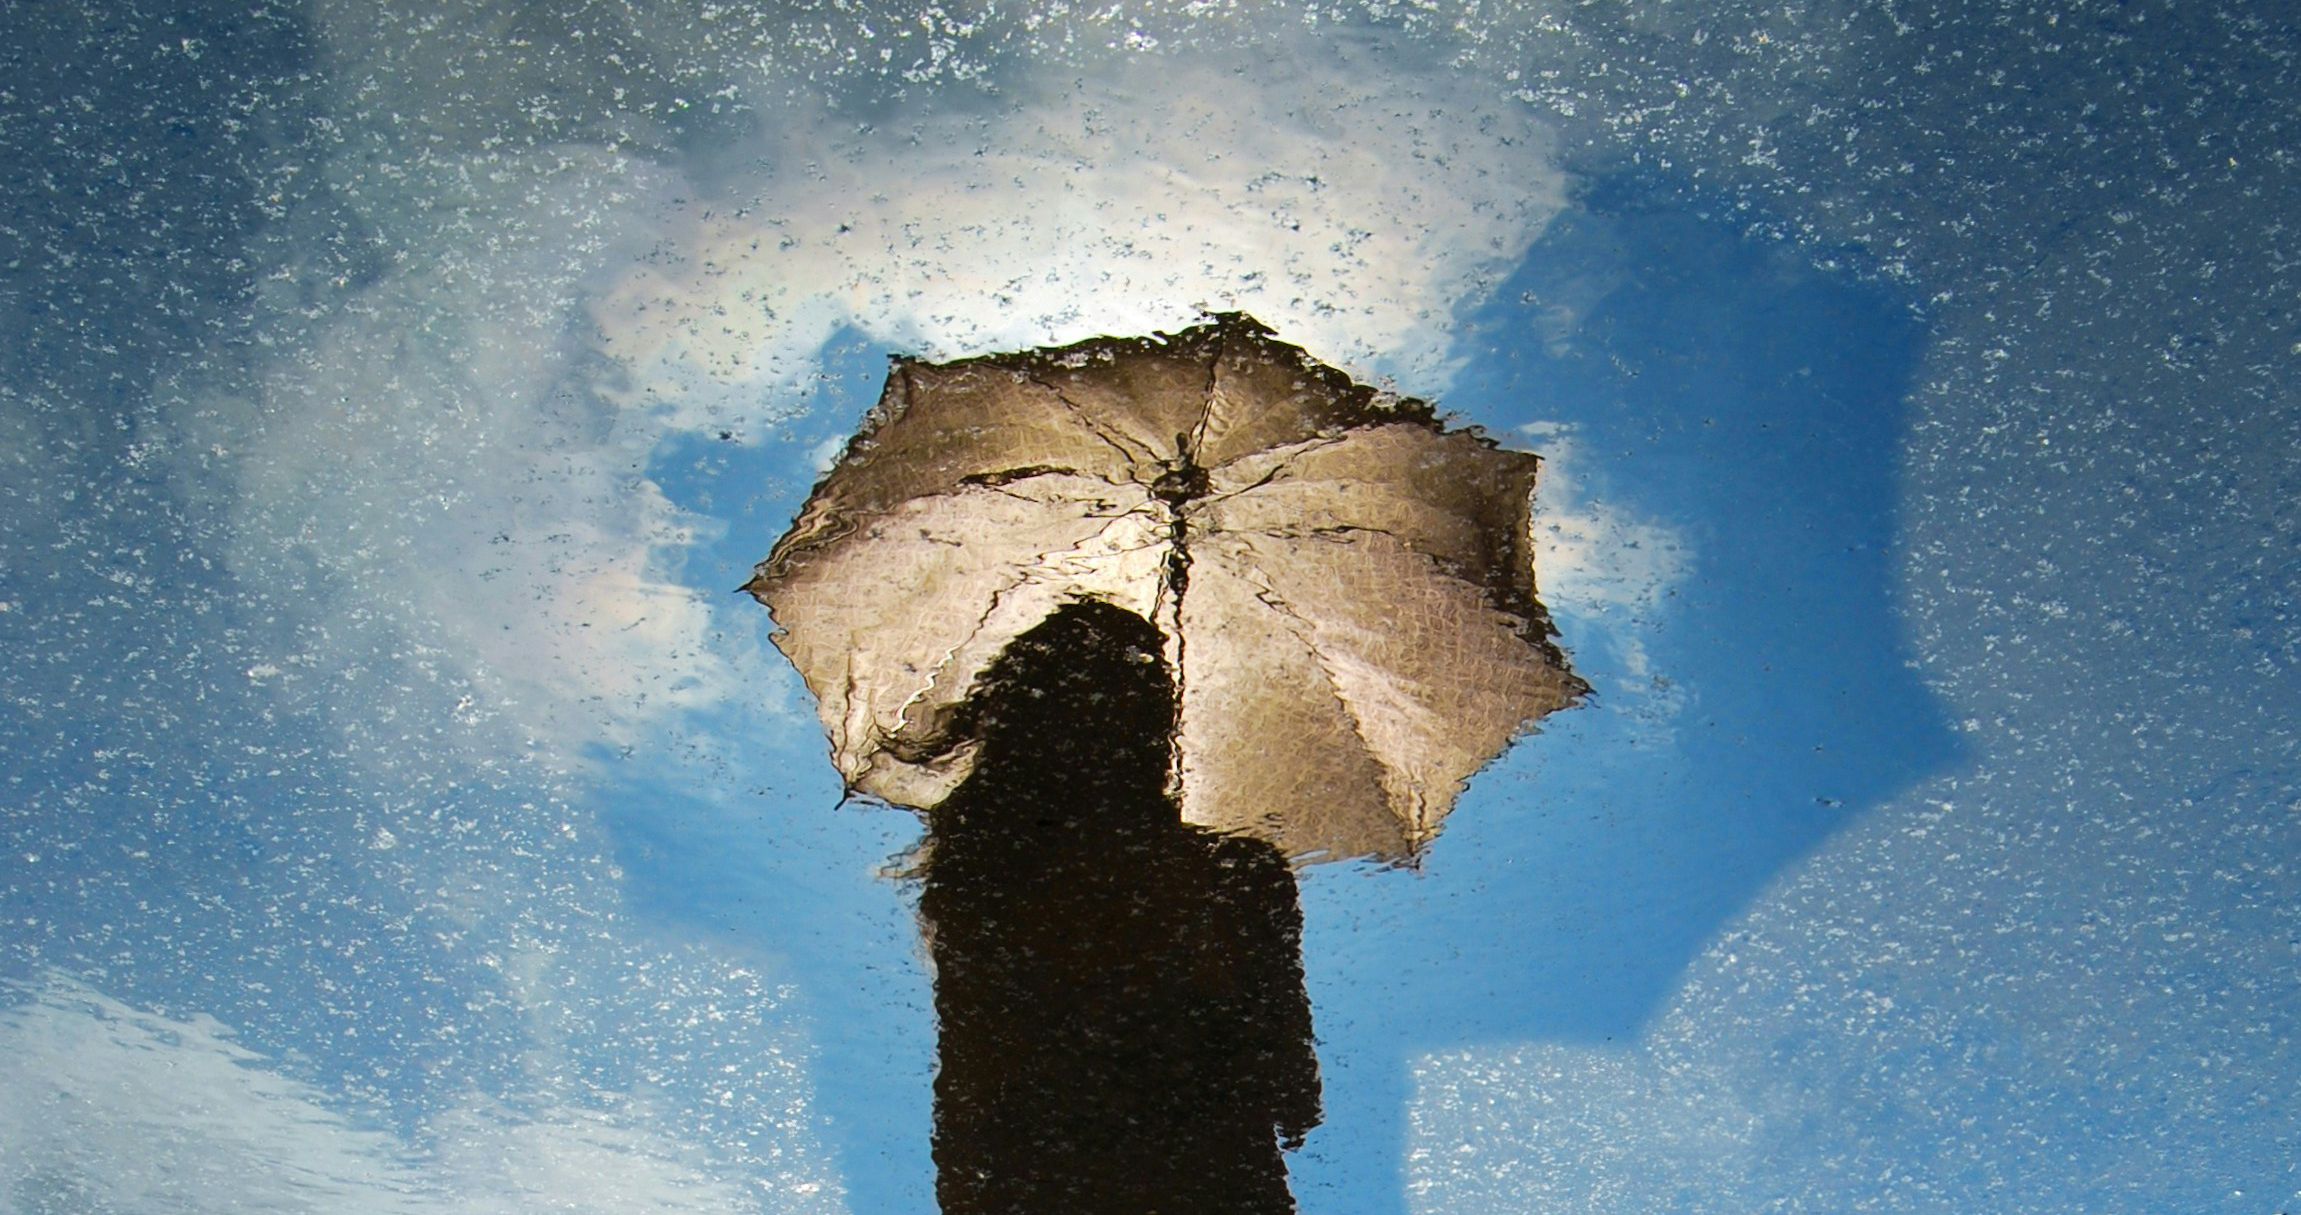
746, 313, 1583, 864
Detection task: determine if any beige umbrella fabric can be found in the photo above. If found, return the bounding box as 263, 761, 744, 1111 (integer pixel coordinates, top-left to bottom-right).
746, 314, 1583, 864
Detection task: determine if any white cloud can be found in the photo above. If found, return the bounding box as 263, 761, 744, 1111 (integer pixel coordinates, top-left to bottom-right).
0, 975, 422, 1214
1522, 424, 1690, 632
424, 1100, 827, 1215
1522, 423, 1690, 718
592, 37, 1569, 425
173, 27, 1568, 772
0, 975, 844, 1215
172, 146, 789, 763
1400, 766, 2301, 1215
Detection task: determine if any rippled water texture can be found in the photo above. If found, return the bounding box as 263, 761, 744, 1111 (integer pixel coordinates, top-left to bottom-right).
3, 2, 2295, 1213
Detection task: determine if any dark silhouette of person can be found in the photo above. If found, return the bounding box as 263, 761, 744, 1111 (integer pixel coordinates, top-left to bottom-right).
918, 599, 1321, 1215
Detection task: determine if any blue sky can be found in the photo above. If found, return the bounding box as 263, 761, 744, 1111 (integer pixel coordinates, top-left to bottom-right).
4, 1, 2297, 1213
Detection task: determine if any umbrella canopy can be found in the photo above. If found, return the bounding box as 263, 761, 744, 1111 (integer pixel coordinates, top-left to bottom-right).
747, 314, 1584, 864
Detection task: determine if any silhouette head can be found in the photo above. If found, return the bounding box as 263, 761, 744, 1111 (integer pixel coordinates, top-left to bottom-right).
949, 599, 1176, 801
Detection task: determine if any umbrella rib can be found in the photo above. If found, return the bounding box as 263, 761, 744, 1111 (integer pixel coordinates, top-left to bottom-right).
1230, 522, 1540, 633
1022, 375, 1163, 471
883, 500, 1174, 763
1223, 541, 1406, 810
958, 470, 1131, 506
1198, 436, 1351, 508
870, 551, 1083, 766
1184, 327, 1225, 464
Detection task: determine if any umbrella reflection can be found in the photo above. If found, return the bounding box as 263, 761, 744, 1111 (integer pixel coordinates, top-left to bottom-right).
920, 600, 1320, 1214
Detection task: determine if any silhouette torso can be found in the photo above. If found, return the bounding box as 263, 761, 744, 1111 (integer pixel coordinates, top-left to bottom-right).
920, 602, 1320, 1215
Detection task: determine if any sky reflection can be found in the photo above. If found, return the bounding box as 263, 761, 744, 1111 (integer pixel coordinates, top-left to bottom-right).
4, 1, 2297, 1213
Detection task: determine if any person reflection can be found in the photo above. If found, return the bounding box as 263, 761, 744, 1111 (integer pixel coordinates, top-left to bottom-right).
919, 599, 1321, 1215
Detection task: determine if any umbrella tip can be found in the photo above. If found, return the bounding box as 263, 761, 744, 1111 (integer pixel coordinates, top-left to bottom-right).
1199, 310, 1274, 337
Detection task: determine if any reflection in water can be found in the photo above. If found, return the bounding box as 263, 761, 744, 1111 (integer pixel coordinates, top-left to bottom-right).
920, 601, 1321, 1214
